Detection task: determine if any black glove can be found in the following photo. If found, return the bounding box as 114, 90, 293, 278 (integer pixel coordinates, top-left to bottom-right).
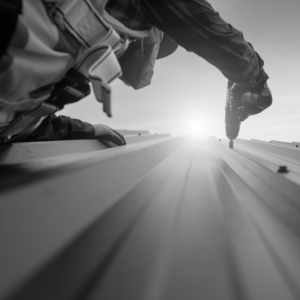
227, 79, 272, 122
93, 124, 126, 147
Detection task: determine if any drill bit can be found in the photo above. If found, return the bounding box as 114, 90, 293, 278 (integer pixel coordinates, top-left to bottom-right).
229, 139, 233, 149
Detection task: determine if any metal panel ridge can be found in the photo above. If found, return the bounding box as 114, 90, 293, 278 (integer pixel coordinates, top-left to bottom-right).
3, 138, 300, 300
0, 136, 189, 300
235, 139, 300, 165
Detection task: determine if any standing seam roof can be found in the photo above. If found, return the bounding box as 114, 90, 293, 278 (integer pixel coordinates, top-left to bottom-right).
1, 135, 300, 300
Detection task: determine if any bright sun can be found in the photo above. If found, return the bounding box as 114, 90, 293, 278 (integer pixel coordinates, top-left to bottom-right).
187, 119, 209, 138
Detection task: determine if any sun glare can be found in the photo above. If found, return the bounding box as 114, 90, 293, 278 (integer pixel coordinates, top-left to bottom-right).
187, 119, 209, 138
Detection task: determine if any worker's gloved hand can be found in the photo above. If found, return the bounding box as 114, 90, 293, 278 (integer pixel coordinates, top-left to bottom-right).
227, 79, 272, 121
93, 124, 126, 147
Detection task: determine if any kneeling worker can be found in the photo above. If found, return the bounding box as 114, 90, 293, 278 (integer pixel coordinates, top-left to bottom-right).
0, 0, 272, 145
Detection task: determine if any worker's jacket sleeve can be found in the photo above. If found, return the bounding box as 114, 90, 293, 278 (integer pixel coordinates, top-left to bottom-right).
107, 0, 269, 85
24, 114, 95, 141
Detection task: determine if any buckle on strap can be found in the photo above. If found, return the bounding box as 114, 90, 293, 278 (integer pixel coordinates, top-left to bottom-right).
54, 0, 120, 49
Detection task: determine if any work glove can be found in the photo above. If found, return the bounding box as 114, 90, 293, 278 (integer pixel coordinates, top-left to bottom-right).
93, 124, 126, 147
227, 79, 273, 122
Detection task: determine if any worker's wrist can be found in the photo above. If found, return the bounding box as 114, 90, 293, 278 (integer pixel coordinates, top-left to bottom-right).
228, 49, 269, 88
235, 68, 269, 88
254, 68, 269, 85
247, 51, 269, 85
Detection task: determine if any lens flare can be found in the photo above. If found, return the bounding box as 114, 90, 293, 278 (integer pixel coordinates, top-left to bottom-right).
187, 119, 209, 138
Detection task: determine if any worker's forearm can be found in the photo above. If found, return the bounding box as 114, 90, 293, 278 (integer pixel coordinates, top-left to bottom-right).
138, 0, 268, 85
24, 114, 95, 141
24, 114, 126, 146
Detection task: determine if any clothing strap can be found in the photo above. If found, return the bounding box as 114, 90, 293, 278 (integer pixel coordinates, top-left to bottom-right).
52, 0, 136, 117
88, 45, 122, 117
54, 0, 114, 48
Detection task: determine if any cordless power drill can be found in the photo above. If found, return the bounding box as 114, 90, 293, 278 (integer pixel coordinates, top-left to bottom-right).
225, 81, 272, 149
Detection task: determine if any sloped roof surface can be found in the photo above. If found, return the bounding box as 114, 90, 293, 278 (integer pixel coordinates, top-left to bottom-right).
1, 135, 300, 300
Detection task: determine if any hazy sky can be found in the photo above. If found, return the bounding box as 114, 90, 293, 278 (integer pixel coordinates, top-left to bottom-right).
62, 0, 300, 142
